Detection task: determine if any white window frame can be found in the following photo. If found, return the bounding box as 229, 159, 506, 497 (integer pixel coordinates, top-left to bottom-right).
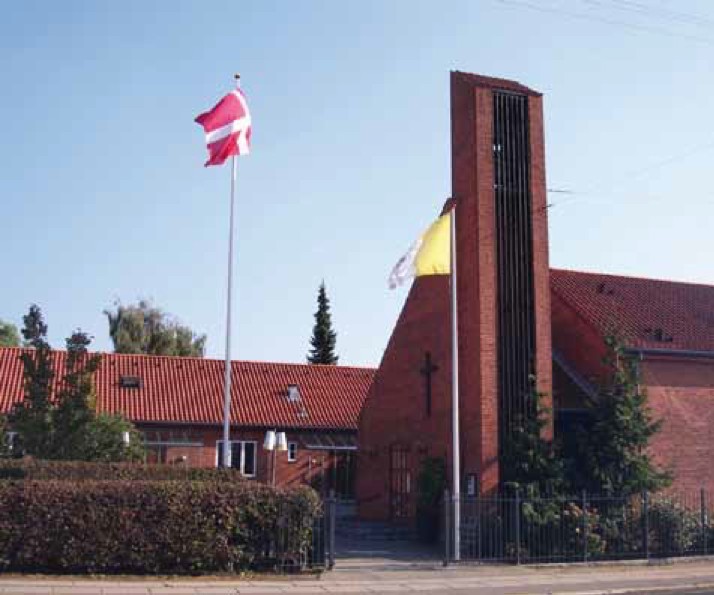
216, 440, 258, 478
287, 442, 298, 463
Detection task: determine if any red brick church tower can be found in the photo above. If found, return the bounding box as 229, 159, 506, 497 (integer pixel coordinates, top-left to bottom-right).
357, 72, 552, 521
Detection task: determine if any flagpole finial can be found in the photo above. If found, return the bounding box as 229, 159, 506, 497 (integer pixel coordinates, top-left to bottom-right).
234, 73, 241, 81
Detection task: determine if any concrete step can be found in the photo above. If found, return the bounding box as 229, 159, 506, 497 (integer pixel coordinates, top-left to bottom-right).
335, 519, 417, 541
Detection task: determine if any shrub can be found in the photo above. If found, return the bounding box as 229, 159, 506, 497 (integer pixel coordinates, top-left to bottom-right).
561, 501, 607, 557
648, 497, 702, 556
0, 459, 248, 482
0, 480, 321, 574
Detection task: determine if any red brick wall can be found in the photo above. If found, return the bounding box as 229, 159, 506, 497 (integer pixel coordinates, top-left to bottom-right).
356, 276, 452, 521
529, 94, 554, 438
641, 357, 714, 494
453, 79, 500, 494
551, 291, 610, 386
138, 424, 352, 490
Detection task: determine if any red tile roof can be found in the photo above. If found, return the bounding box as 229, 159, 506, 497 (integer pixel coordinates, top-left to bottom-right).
551, 269, 714, 353
0, 349, 374, 431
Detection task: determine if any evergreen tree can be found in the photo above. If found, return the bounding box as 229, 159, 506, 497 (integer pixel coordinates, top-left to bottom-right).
0, 319, 20, 348
501, 377, 563, 498
577, 335, 670, 496
105, 299, 206, 357
7, 305, 144, 462
307, 282, 338, 365
52, 331, 101, 460
9, 305, 55, 458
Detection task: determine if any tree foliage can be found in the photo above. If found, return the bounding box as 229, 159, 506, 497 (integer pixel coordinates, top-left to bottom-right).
500, 377, 563, 498
307, 282, 338, 365
6, 305, 144, 462
104, 299, 206, 357
9, 305, 54, 458
574, 336, 671, 496
0, 319, 20, 348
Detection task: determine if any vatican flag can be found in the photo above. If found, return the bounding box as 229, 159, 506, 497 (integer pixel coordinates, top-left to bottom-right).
388, 210, 451, 289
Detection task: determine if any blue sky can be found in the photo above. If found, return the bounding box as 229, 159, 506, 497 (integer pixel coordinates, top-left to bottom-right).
2, 0, 713, 366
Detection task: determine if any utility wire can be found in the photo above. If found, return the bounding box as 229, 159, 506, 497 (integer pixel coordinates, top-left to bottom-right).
496, 0, 714, 45
548, 138, 714, 208
598, 0, 714, 29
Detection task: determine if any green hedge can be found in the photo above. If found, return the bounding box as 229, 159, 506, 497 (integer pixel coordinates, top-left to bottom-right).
0, 459, 247, 482
0, 480, 322, 574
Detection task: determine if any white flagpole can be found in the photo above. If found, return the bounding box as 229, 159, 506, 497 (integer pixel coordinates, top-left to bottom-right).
450, 202, 461, 561
222, 153, 237, 468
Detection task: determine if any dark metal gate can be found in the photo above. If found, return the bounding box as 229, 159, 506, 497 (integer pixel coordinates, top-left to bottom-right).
390, 445, 411, 520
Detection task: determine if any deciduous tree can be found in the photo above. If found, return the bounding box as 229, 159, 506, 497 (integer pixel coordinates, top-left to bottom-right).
0, 319, 20, 348
105, 299, 206, 357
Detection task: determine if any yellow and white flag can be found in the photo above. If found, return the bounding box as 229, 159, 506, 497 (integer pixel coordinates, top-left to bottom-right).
388, 211, 451, 289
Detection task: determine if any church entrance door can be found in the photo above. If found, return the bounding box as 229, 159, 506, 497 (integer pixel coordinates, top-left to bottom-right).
389, 445, 411, 520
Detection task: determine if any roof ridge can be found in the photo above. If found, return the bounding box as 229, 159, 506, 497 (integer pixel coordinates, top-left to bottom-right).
550, 267, 714, 290
0, 347, 376, 372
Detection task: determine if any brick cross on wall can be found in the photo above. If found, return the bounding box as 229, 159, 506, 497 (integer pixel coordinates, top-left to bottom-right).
420, 351, 439, 417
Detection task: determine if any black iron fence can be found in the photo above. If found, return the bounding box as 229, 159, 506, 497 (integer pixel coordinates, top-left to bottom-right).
444, 489, 713, 564
274, 492, 336, 572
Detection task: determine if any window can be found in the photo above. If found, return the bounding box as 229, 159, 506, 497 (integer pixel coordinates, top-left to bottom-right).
216, 440, 257, 477
287, 442, 297, 463
119, 375, 142, 389
6, 432, 18, 453
286, 384, 301, 402
142, 428, 203, 465
146, 444, 168, 464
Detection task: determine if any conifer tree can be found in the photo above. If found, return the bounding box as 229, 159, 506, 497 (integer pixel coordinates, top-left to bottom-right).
501, 377, 563, 498
307, 282, 338, 365
9, 305, 55, 458
6, 305, 144, 462
577, 336, 670, 496
52, 330, 102, 460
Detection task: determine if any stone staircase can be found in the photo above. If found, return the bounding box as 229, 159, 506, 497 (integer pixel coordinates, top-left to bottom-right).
335, 515, 417, 542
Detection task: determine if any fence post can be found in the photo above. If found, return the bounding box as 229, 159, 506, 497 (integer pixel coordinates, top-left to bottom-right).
701, 488, 708, 556
328, 489, 336, 570
582, 490, 589, 563
515, 488, 521, 565
642, 490, 650, 561
443, 489, 451, 566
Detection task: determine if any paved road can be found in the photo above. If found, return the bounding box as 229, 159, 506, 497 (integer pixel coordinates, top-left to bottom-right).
5, 560, 714, 594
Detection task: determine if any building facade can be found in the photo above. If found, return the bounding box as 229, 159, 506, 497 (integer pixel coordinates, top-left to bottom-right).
551, 268, 714, 494
357, 72, 553, 521
0, 348, 373, 497
356, 71, 714, 524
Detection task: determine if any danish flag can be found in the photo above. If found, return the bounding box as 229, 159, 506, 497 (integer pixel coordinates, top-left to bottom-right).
195, 87, 252, 166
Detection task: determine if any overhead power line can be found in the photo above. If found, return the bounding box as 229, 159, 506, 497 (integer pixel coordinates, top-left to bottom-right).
600, 0, 714, 29
548, 138, 714, 208
496, 0, 714, 45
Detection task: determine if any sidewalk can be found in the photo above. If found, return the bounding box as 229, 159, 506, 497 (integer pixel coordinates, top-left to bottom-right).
3, 559, 714, 594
